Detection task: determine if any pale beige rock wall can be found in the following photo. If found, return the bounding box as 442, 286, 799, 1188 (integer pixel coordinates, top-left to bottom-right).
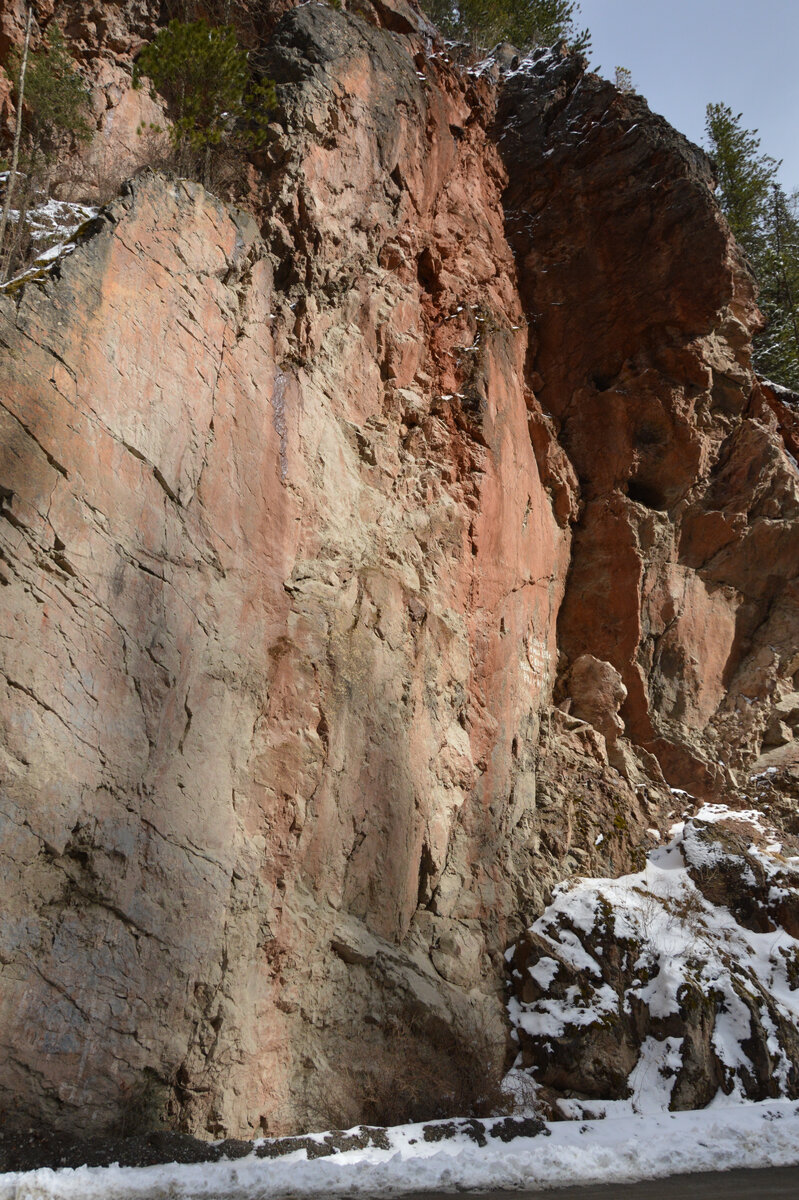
0, 9, 574, 1136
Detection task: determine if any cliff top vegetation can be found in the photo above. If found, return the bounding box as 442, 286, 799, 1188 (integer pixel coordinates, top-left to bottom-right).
423, 0, 590, 54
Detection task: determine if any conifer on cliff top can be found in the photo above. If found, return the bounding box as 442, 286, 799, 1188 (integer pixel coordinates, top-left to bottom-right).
133, 19, 275, 186
706, 103, 799, 391
424, 0, 590, 55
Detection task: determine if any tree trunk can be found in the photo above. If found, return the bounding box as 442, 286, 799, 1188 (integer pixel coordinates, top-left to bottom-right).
0, 3, 33, 283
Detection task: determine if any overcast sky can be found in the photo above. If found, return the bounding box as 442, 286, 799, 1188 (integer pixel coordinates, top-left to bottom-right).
580, 0, 799, 191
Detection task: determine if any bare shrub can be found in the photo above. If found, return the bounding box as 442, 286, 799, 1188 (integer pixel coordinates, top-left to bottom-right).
69, 121, 174, 206
161, 1, 284, 45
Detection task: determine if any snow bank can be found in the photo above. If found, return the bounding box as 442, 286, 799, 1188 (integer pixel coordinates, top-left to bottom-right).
2, 1103, 799, 1198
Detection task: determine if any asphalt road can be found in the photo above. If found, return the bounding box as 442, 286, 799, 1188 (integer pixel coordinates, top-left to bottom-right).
390, 1165, 799, 1198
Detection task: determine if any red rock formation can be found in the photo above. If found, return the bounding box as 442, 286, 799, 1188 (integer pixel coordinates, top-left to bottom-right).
0, 7, 797, 1141
498, 45, 799, 800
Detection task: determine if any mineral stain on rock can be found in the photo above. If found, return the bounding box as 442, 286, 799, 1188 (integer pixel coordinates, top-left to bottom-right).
0, 0, 798, 1144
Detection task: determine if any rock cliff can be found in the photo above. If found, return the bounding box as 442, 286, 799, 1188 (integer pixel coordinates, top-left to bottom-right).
1, 2, 798, 1139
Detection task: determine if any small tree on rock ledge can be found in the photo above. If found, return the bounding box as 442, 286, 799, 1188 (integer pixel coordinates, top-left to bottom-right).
0, 16, 92, 281
132, 19, 275, 188
705, 102, 799, 390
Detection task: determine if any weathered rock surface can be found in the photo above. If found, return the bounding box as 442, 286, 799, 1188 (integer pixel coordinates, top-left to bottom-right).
561, 655, 627, 746
0, 9, 567, 1138
0, 8, 798, 1141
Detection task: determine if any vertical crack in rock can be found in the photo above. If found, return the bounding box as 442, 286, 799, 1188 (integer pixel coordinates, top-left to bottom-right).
272, 369, 289, 481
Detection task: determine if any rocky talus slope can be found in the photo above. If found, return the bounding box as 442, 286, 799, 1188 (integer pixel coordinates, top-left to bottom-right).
1, 1, 798, 1139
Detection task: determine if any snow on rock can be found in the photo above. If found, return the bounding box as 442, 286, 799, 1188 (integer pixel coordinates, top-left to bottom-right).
762, 378, 799, 410
0, 197, 100, 292
507, 805, 799, 1117
22, 198, 100, 249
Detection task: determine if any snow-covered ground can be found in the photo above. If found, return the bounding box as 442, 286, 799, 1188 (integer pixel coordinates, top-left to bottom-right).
2, 1103, 799, 1198
0, 195, 99, 291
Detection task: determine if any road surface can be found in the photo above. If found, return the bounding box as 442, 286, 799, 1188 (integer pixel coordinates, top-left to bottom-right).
391, 1165, 799, 1198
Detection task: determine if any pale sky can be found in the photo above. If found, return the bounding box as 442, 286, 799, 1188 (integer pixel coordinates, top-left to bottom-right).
580, 0, 799, 191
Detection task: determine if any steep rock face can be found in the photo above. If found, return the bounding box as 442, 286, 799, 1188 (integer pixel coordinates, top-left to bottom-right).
498, 48, 799, 799
0, 10, 798, 1140
0, 9, 569, 1138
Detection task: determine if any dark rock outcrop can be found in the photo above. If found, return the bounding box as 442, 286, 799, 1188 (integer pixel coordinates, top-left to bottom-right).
498, 45, 799, 802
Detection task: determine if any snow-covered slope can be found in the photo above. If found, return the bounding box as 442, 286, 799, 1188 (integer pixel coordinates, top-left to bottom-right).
507, 801, 799, 1116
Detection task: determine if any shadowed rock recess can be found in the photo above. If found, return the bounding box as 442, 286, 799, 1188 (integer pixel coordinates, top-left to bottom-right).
1, 5, 798, 1139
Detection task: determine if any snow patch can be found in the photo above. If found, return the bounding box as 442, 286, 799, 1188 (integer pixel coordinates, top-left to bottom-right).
507, 805, 799, 1115
0, 198, 100, 292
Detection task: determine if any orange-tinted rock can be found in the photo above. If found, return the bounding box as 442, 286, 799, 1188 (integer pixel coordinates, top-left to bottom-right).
761, 379, 799, 463
0, 10, 571, 1138
565, 655, 627, 746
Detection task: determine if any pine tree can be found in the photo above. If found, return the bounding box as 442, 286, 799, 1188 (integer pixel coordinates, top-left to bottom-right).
704, 103, 777, 256
705, 103, 799, 390
424, 0, 590, 56
614, 66, 633, 94
132, 19, 275, 185
20, 25, 93, 154
756, 185, 799, 390
0, 18, 91, 281
0, 3, 32, 281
